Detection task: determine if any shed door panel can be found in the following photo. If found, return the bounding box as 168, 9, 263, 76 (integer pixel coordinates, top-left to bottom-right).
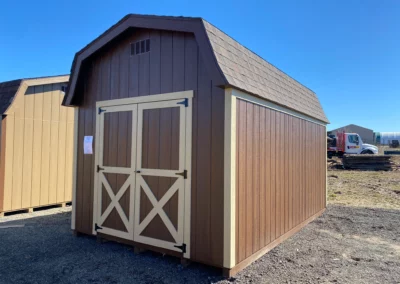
134, 100, 188, 256
95, 107, 136, 240
141, 107, 180, 170
93, 95, 191, 258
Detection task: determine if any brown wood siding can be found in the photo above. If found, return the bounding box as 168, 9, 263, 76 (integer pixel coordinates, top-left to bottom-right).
74, 29, 225, 267
235, 99, 326, 264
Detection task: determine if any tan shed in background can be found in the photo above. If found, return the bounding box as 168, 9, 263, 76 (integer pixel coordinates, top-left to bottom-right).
0, 75, 75, 216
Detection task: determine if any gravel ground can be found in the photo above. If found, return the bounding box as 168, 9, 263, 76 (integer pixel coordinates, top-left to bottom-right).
0, 203, 399, 284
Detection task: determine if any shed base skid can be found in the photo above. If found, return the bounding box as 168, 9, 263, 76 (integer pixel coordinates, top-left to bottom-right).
72, 229, 220, 269
223, 208, 326, 278
0, 202, 71, 217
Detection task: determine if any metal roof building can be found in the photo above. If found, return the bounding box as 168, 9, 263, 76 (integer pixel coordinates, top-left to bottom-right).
329, 124, 374, 144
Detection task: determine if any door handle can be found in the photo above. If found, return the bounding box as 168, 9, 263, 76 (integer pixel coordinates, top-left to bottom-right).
135, 170, 141, 173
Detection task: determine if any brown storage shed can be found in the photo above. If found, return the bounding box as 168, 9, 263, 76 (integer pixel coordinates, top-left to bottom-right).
64, 14, 329, 276
0, 75, 75, 216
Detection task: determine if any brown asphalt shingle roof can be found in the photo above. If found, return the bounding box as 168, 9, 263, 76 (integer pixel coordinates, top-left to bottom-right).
203, 20, 328, 123
64, 14, 328, 123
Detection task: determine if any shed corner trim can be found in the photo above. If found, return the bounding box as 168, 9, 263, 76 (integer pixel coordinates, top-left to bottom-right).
223, 87, 236, 268
71, 107, 79, 231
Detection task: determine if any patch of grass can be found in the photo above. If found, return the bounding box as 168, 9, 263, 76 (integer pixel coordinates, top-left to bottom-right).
327, 169, 400, 210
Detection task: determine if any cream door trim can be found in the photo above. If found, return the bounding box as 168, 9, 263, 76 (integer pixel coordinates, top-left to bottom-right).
96, 91, 193, 108
183, 97, 192, 259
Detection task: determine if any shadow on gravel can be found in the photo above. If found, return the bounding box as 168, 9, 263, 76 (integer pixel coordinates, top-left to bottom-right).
0, 211, 224, 284
229, 205, 400, 284
0, 205, 399, 283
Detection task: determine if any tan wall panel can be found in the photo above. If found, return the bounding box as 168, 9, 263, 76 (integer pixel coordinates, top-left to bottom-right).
12, 117, 24, 209
21, 87, 34, 208
42, 85, 52, 121
1, 81, 74, 213
0, 117, 7, 212
49, 83, 61, 204
57, 121, 66, 203
235, 98, 326, 264
21, 115, 33, 208
10, 86, 26, 210
67, 106, 75, 122
48, 105, 60, 204
40, 84, 52, 205
57, 93, 67, 203
65, 120, 74, 202
31, 86, 44, 207
3, 115, 14, 211
40, 120, 51, 205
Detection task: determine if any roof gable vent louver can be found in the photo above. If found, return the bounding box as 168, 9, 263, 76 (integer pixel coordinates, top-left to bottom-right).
131, 39, 150, 56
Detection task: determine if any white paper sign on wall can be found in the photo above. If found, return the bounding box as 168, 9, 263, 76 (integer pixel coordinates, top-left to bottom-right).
84, 136, 93, 154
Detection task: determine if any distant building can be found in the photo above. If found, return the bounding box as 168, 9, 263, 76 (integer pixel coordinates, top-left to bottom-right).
374, 132, 400, 145
329, 124, 374, 144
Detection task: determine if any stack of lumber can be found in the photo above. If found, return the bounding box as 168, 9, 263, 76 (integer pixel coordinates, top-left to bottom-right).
342, 155, 396, 171
384, 150, 400, 155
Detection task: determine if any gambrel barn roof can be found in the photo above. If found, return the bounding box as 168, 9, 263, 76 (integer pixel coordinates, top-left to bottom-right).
0, 75, 69, 115
64, 14, 328, 123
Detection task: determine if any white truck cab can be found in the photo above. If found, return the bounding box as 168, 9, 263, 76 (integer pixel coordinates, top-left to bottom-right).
327, 132, 378, 157
345, 133, 378, 154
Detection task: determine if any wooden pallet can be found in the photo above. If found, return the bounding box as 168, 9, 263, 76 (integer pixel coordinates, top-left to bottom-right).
0, 202, 72, 217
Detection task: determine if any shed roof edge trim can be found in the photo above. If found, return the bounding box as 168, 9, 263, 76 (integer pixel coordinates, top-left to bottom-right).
230, 87, 329, 126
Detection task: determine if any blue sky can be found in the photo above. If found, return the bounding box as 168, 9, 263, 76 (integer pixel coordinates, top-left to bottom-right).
1, 0, 399, 131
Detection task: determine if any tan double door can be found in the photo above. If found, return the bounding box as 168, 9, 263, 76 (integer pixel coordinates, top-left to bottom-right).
93, 96, 191, 257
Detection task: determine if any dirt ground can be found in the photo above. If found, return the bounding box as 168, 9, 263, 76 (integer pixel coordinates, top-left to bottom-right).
0, 166, 399, 283
328, 167, 400, 210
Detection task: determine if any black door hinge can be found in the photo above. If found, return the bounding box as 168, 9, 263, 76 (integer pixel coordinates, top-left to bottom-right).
176, 170, 187, 179
97, 165, 104, 172
95, 223, 103, 231
174, 243, 186, 253
177, 98, 188, 107
98, 107, 106, 115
